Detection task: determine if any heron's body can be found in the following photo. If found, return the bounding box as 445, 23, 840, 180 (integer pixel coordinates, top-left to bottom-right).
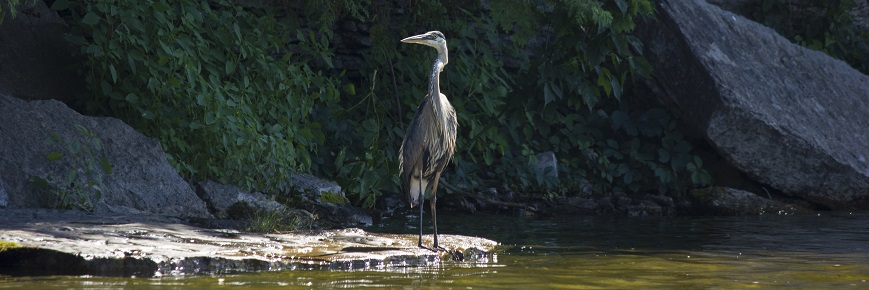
400, 63, 457, 208
398, 31, 456, 250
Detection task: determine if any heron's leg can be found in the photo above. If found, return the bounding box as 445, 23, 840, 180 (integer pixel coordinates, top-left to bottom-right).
429, 176, 463, 261
418, 165, 424, 248
430, 173, 441, 249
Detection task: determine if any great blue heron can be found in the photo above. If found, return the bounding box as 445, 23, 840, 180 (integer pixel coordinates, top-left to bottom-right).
398, 31, 457, 251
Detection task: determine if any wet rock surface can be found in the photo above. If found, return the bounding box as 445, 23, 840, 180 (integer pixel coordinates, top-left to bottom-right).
0, 209, 498, 277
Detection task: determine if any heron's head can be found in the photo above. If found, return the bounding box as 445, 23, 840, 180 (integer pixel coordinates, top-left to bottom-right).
401, 31, 447, 55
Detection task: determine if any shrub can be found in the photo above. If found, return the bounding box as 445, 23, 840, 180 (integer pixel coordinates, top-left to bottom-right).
56, 0, 340, 192
308, 0, 709, 204
58, 0, 711, 207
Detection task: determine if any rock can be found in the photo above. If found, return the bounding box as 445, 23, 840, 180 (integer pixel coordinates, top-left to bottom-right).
613, 192, 632, 209
562, 196, 599, 214
0, 209, 498, 277
195, 180, 315, 228
638, 0, 869, 209
689, 187, 812, 215
290, 173, 373, 227
0, 1, 85, 103
627, 200, 663, 217
197, 180, 281, 218
0, 180, 8, 208
0, 93, 211, 218
530, 151, 559, 181
596, 196, 616, 213
643, 194, 675, 208
375, 191, 406, 217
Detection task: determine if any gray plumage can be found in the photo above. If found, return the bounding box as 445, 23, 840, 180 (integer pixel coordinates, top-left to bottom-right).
398, 31, 457, 250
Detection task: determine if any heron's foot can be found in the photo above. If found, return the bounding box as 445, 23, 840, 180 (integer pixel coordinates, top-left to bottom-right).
418, 243, 438, 252
418, 243, 464, 261
429, 244, 464, 261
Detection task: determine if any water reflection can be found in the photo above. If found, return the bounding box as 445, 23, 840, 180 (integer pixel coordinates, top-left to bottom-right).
417, 212, 869, 255
4, 212, 868, 288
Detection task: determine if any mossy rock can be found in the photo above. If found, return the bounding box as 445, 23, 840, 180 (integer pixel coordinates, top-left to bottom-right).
0, 240, 20, 252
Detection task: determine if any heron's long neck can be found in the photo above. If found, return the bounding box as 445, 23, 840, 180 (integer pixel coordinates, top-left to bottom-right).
428, 47, 447, 102
428, 59, 444, 102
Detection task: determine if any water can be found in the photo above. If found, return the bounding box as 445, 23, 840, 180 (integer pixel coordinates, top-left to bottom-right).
3, 212, 868, 289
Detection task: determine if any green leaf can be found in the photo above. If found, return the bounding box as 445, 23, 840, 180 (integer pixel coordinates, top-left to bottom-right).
543, 82, 560, 106
46, 152, 63, 161
82, 13, 100, 25
124, 93, 138, 104
99, 158, 113, 174
269, 123, 284, 134
109, 64, 117, 83
655, 167, 671, 183
225, 61, 236, 74
610, 110, 630, 130
362, 119, 377, 133
50, 0, 70, 11
610, 76, 622, 100
233, 23, 241, 40
335, 149, 345, 169
29, 176, 50, 189
657, 148, 670, 163
204, 112, 216, 125
343, 83, 356, 95
597, 74, 612, 96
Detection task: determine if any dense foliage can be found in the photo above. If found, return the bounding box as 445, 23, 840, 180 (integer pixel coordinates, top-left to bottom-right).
288, 0, 711, 206
55, 0, 339, 192
55, 0, 714, 207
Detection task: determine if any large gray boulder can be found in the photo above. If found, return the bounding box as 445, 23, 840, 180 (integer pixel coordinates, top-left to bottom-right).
0, 93, 211, 218
638, 0, 869, 209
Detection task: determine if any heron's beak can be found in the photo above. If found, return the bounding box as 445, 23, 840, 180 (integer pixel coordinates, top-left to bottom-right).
400, 34, 428, 45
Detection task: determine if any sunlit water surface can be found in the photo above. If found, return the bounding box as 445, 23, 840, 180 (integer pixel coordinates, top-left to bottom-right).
2, 212, 868, 289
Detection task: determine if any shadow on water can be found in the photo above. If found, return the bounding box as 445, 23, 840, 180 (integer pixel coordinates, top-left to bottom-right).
383, 211, 869, 254
4, 212, 869, 288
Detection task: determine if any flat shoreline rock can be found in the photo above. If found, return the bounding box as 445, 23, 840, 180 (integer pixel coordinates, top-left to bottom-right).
0, 209, 498, 277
